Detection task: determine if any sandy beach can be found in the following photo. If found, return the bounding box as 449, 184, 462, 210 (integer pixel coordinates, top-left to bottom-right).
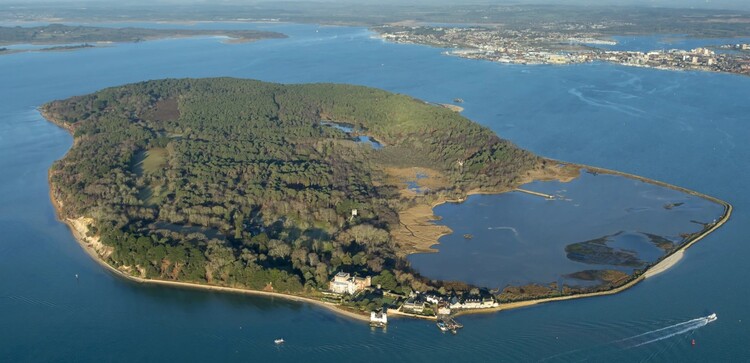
50, 192, 370, 323
389, 307, 438, 321
439, 103, 464, 112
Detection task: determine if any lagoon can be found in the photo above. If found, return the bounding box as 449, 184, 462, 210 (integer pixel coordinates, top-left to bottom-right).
409, 171, 725, 290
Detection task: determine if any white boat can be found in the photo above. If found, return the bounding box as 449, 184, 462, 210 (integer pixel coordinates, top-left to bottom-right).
274, 338, 284, 344
436, 322, 449, 332
706, 313, 718, 323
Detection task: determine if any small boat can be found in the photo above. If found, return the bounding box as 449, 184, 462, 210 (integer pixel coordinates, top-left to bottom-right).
274, 338, 284, 345
691, 339, 696, 346
436, 321, 449, 332
706, 313, 718, 323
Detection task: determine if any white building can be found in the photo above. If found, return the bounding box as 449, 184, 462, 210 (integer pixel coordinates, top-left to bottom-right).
329, 272, 371, 295
370, 310, 388, 326
437, 306, 451, 316
450, 297, 499, 310
402, 300, 426, 313
424, 294, 441, 305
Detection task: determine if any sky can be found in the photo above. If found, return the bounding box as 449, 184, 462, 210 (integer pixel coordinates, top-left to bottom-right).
2, 0, 748, 11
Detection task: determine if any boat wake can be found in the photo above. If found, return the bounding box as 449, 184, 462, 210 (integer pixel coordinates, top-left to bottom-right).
619, 313, 717, 348
538, 314, 717, 361
487, 226, 524, 243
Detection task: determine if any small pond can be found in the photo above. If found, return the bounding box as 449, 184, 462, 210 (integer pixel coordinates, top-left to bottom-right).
321, 121, 382, 149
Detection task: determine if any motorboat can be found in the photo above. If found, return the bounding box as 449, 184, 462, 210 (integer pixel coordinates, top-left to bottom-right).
706, 313, 718, 323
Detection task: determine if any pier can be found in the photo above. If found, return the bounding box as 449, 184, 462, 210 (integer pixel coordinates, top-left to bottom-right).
437, 316, 464, 333
515, 188, 555, 199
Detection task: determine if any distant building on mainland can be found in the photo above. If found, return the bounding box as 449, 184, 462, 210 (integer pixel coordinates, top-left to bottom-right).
329, 272, 371, 295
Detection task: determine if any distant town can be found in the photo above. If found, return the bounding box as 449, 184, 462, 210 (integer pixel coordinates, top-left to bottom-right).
376, 26, 750, 76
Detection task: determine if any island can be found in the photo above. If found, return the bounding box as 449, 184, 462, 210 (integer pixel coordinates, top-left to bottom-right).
0, 24, 286, 55
41, 78, 731, 327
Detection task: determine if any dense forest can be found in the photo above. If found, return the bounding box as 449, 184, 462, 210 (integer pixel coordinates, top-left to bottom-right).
44, 78, 540, 297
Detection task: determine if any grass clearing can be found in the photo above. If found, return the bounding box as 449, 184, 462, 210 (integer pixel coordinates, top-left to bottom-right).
132, 147, 168, 177
142, 148, 167, 174
131, 147, 168, 205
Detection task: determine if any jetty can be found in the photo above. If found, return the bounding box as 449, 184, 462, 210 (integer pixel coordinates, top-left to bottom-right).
437, 316, 464, 334
515, 188, 555, 199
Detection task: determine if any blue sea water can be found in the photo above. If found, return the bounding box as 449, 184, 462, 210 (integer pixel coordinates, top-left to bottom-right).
1, 22, 749, 362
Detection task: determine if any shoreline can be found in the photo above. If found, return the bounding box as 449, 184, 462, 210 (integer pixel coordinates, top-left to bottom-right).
47, 180, 370, 324
393, 162, 580, 255
43, 108, 732, 325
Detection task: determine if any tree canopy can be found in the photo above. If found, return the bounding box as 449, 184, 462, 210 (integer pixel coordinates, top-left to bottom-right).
44, 78, 540, 295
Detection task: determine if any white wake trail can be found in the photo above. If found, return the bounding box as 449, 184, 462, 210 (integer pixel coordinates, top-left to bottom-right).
487, 226, 523, 243
631, 320, 707, 347
622, 314, 715, 348
538, 314, 717, 361
487, 226, 519, 235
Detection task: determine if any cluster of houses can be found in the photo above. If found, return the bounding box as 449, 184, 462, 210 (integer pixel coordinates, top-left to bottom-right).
327, 271, 499, 327
401, 291, 499, 316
